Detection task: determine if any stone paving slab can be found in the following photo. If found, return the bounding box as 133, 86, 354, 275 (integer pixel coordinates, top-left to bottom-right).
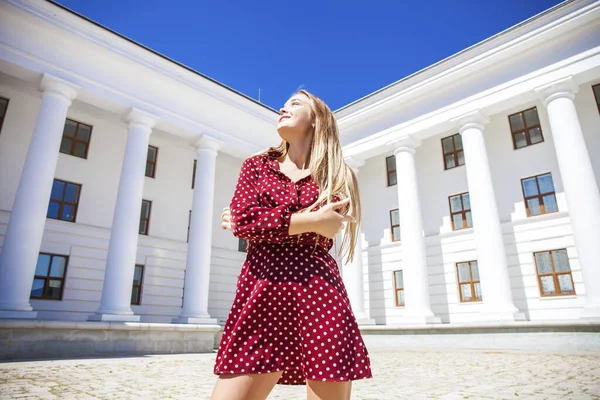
1, 348, 599, 399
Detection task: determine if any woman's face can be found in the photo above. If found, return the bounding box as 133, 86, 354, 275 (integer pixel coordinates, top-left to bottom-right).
277, 93, 314, 140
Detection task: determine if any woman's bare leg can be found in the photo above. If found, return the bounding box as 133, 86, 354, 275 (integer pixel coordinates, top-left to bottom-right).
306, 380, 352, 400
209, 371, 283, 400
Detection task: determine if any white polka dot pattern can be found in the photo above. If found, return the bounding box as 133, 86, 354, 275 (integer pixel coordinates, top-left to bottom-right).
213, 151, 372, 385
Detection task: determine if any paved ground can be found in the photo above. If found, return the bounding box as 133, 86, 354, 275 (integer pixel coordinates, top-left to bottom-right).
1, 348, 599, 399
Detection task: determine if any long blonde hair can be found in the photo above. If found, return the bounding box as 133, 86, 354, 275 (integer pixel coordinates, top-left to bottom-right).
262, 90, 361, 264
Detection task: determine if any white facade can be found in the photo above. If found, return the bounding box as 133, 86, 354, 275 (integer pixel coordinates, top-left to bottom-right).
0, 0, 599, 328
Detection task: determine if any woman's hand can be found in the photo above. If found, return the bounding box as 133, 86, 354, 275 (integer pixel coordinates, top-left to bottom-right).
221, 207, 231, 230
311, 198, 355, 239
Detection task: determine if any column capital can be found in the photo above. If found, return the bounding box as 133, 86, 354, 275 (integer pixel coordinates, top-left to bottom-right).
534, 76, 579, 108
344, 156, 365, 173
452, 110, 489, 134
123, 107, 159, 130
390, 136, 422, 156
193, 135, 224, 153
39, 74, 79, 104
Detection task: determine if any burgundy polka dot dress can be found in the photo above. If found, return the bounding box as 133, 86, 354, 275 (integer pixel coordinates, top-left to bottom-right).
214, 150, 372, 385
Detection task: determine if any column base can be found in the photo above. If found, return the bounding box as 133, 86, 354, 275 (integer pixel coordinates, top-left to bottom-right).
478, 310, 527, 322
581, 304, 600, 320
0, 310, 38, 319
354, 313, 376, 326
88, 313, 140, 322
172, 316, 219, 325
398, 314, 442, 324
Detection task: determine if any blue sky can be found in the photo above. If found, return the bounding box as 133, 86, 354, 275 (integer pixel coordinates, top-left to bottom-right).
54, 0, 563, 111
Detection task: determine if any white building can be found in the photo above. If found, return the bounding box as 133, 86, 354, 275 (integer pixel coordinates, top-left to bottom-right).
0, 0, 599, 357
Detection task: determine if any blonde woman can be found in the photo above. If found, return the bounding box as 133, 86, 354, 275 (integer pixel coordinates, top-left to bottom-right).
211, 90, 372, 400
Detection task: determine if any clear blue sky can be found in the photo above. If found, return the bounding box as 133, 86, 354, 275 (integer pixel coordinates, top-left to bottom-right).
54, 0, 563, 111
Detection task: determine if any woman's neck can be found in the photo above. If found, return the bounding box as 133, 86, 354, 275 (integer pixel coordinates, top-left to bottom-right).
285, 135, 312, 170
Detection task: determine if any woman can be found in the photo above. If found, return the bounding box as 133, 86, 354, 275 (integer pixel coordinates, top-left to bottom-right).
211, 90, 372, 400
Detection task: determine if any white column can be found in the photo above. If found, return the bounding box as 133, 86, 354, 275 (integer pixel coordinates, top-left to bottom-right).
392, 137, 440, 324
536, 77, 600, 319
341, 157, 374, 325
174, 136, 221, 324
0, 74, 79, 319
454, 111, 525, 321
90, 108, 158, 322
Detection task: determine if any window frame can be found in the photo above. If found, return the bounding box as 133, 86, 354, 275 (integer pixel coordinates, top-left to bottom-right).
441, 133, 464, 171
393, 270, 404, 307
47, 179, 82, 223
389, 209, 400, 242
59, 118, 93, 159
30, 253, 68, 301
192, 159, 197, 189
0, 96, 9, 136
131, 264, 144, 305
593, 84, 600, 115
145, 145, 159, 178
520, 172, 558, 217
448, 192, 472, 231
385, 155, 397, 187
139, 199, 152, 235
508, 107, 544, 150
456, 260, 482, 303
533, 249, 576, 298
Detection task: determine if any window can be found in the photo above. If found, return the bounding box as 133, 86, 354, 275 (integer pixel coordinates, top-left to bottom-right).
192, 159, 197, 189
449, 192, 472, 230
0, 96, 9, 135
441, 133, 464, 170
593, 84, 600, 114
30, 253, 68, 300
131, 264, 144, 305
508, 107, 544, 149
238, 238, 248, 253
521, 173, 558, 217
47, 179, 81, 222
390, 209, 400, 242
534, 249, 575, 297
456, 261, 482, 302
385, 156, 397, 186
139, 200, 151, 235
187, 210, 192, 243
393, 270, 404, 307
59, 119, 92, 159
145, 146, 158, 178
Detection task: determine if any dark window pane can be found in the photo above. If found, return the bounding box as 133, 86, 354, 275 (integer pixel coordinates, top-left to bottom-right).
47, 280, 62, 299
593, 84, 600, 102
442, 137, 454, 153
50, 256, 66, 278
131, 287, 140, 305
392, 226, 401, 241
535, 252, 553, 274
64, 184, 80, 203
452, 214, 464, 229
238, 238, 247, 252
147, 146, 157, 162
139, 220, 147, 235
456, 150, 465, 166
63, 120, 77, 138
31, 279, 45, 298
462, 193, 471, 210
386, 156, 396, 171
390, 210, 400, 226
542, 195, 558, 213
454, 135, 463, 150
0, 98, 7, 115
552, 250, 570, 272
133, 266, 143, 284
77, 124, 91, 142
47, 201, 60, 219
523, 108, 540, 127
192, 160, 197, 189
509, 113, 525, 132
514, 132, 527, 148
460, 284, 472, 301
527, 198, 542, 215
50, 180, 65, 200
529, 127, 543, 144
457, 263, 470, 282
522, 178, 539, 197
145, 163, 154, 177
540, 276, 556, 295
471, 262, 480, 280
141, 201, 150, 218
74, 142, 87, 158
35, 254, 51, 276
537, 174, 554, 194
388, 171, 397, 186
449, 196, 462, 212
61, 205, 75, 222
394, 271, 403, 288
445, 155, 455, 169
60, 138, 73, 154
465, 211, 473, 228
558, 275, 574, 293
